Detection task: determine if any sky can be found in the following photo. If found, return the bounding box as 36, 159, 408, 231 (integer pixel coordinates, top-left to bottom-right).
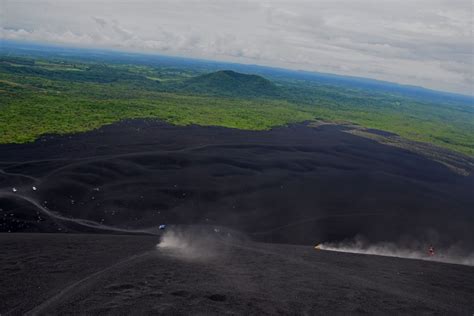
1, 0, 472, 95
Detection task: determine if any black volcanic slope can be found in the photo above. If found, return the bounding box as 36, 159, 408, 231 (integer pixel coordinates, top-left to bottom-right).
179, 70, 281, 97
0, 120, 473, 248
1, 233, 473, 315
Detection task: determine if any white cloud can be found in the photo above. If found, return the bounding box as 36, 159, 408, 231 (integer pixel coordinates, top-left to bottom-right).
0, 0, 472, 94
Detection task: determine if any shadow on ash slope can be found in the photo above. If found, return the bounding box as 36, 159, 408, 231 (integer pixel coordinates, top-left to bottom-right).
318, 236, 474, 266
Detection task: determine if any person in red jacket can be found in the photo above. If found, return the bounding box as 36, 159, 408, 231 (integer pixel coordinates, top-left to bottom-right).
428, 245, 435, 256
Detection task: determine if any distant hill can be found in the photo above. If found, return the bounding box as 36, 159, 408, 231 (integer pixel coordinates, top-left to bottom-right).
178, 70, 281, 98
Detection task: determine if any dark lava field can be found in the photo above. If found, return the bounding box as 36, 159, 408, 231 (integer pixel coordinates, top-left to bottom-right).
1, 120, 473, 246
1, 120, 473, 314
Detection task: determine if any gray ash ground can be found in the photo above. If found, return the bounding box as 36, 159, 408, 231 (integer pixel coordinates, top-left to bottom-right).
1, 233, 473, 315
0, 120, 473, 314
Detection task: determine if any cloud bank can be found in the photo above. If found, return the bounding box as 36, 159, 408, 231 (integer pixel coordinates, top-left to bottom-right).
1, 0, 472, 94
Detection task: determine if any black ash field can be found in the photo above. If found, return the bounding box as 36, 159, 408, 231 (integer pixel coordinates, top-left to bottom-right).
1, 120, 474, 314
1, 232, 473, 315
1, 120, 473, 244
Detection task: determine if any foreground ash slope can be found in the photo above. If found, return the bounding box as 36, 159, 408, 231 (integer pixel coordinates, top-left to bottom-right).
1, 120, 473, 248
1, 233, 473, 315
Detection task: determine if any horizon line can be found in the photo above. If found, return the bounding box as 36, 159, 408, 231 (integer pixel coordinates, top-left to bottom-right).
1, 38, 473, 99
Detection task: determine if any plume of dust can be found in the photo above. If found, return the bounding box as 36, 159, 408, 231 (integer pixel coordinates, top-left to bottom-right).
318, 236, 474, 266
156, 226, 229, 261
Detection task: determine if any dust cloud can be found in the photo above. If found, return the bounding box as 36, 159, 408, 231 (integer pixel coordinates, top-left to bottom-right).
156, 226, 238, 261
319, 236, 474, 266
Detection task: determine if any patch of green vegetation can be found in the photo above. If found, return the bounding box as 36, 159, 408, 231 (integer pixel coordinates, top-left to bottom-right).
0, 94, 313, 143
0, 54, 473, 156
176, 70, 282, 98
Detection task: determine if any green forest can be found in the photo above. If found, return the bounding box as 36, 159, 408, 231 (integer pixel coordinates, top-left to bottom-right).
1, 53, 473, 156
